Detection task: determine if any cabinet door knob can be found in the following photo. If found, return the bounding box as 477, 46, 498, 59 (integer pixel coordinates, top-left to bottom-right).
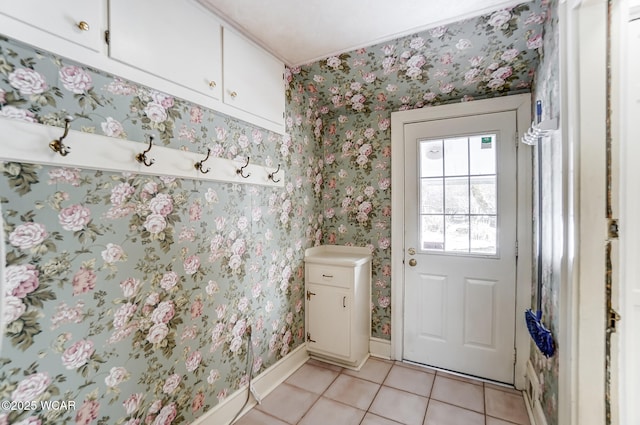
229, 91, 238, 99
208, 81, 216, 88
77, 21, 90, 31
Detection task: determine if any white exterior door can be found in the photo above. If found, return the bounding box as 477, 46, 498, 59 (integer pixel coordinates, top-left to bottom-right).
402, 111, 518, 384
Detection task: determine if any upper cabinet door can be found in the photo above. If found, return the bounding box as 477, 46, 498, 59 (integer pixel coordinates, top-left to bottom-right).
223, 28, 285, 124
0, 0, 103, 51
108, 0, 222, 100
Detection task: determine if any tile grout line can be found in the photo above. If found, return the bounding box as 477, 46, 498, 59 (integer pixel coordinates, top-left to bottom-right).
484, 382, 488, 425
295, 366, 342, 425
354, 360, 395, 425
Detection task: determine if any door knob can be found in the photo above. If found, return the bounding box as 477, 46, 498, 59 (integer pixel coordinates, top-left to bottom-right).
408, 259, 417, 267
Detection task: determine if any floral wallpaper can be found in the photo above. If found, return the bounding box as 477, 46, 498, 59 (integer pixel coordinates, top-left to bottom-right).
530, 1, 560, 424
287, 1, 547, 339
0, 0, 558, 423
0, 36, 322, 424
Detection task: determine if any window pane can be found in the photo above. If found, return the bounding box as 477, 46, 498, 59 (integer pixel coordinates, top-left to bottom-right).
444, 177, 469, 214
470, 176, 496, 214
470, 215, 497, 254
421, 215, 444, 251
445, 215, 469, 252
469, 134, 496, 175
444, 137, 469, 176
420, 178, 443, 214
420, 139, 443, 177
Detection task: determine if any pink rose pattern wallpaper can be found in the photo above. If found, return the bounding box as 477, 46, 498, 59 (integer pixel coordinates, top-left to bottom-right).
529, 1, 560, 424
287, 1, 548, 341
0, 36, 321, 424
0, 1, 559, 424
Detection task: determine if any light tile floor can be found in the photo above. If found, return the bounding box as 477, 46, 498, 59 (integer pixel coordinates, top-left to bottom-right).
235, 357, 531, 425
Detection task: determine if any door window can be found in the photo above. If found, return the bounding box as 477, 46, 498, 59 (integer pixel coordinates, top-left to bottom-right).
419, 134, 498, 255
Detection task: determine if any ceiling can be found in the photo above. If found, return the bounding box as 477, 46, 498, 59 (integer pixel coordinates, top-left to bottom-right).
198, 0, 533, 66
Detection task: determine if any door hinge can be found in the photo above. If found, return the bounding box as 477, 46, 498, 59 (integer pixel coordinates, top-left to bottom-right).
104, 30, 110, 45
515, 240, 519, 258
306, 290, 315, 301
306, 332, 316, 343
607, 309, 621, 333
608, 218, 619, 239
513, 348, 517, 364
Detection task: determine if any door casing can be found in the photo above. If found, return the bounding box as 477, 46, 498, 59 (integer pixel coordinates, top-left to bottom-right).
390, 94, 532, 389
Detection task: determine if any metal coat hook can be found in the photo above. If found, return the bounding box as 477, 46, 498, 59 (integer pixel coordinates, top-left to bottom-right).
236, 157, 251, 178
194, 148, 211, 174
49, 116, 73, 156
136, 135, 155, 167
268, 164, 281, 183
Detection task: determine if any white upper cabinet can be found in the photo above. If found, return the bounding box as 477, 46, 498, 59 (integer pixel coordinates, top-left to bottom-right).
108, 0, 222, 101
0, 0, 285, 133
0, 0, 103, 51
223, 28, 285, 125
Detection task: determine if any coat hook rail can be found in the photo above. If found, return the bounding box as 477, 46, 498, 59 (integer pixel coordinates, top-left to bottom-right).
194, 148, 211, 174
49, 116, 73, 156
268, 164, 281, 183
1, 118, 285, 188
135, 135, 155, 167
236, 156, 251, 178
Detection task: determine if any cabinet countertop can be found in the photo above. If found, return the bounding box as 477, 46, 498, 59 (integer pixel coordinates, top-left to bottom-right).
304, 245, 371, 267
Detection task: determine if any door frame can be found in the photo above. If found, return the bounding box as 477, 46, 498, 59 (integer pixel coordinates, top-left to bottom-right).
390, 93, 532, 389
619, 2, 638, 425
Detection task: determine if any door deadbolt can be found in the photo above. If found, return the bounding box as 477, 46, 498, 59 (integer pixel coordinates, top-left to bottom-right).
408, 248, 416, 255
408, 259, 417, 267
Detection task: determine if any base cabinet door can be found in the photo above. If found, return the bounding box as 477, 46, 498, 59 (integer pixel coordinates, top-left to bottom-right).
304, 246, 371, 368
306, 283, 350, 359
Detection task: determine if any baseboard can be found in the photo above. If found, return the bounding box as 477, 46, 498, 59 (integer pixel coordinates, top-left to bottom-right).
369, 337, 392, 360
524, 360, 549, 425
192, 343, 309, 425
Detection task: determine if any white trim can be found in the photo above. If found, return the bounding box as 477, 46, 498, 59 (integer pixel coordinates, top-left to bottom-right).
390, 94, 532, 389
0, 117, 284, 187
525, 360, 550, 425
620, 6, 640, 425
574, 2, 609, 425
558, 1, 579, 424
369, 337, 392, 360
191, 344, 309, 425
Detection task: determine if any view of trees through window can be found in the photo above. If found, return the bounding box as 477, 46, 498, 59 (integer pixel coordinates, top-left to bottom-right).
419, 134, 498, 254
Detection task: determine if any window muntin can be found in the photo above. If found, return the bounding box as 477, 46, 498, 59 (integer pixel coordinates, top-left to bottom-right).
419, 134, 498, 255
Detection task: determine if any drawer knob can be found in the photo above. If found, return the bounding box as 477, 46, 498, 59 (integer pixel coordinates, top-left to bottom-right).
208, 80, 217, 88
77, 21, 90, 31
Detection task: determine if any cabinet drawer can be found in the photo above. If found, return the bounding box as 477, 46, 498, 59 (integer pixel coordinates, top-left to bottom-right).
307, 264, 353, 288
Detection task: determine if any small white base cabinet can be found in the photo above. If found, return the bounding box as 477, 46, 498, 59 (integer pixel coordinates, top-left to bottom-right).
304, 245, 371, 370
